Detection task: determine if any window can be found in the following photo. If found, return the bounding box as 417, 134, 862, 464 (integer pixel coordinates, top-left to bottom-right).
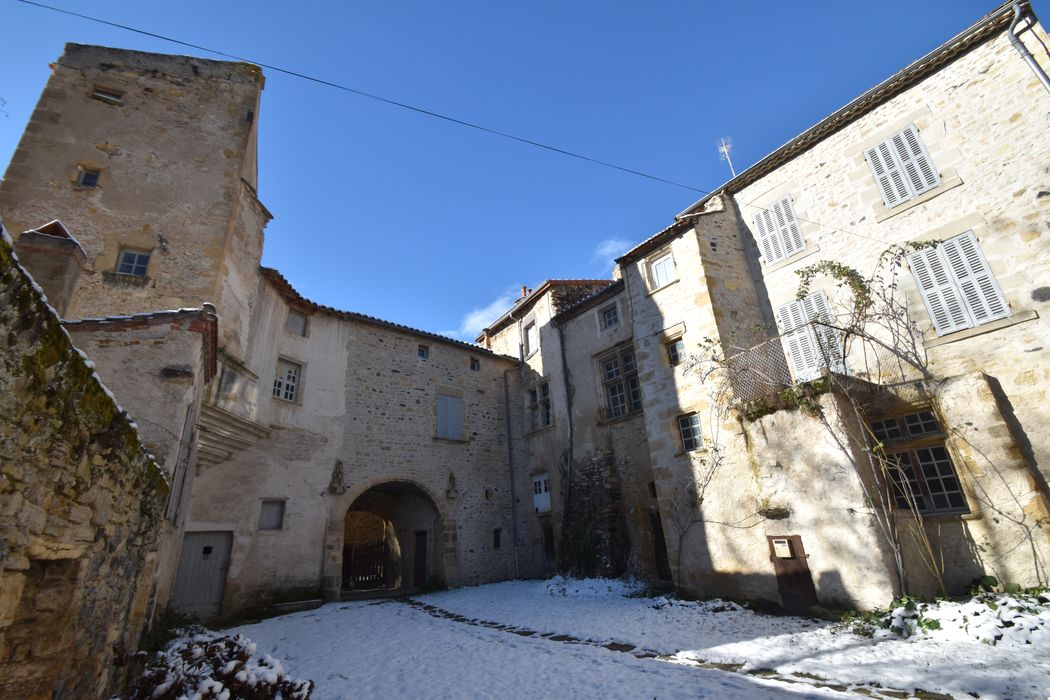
666, 338, 686, 366
76, 167, 101, 188
493, 528, 502, 549
648, 250, 676, 289
116, 249, 150, 277
259, 500, 285, 530
286, 309, 308, 337
418, 344, 429, 359
527, 381, 552, 432
869, 410, 968, 515
776, 290, 844, 382
273, 359, 302, 402
599, 303, 619, 331
677, 413, 703, 452
752, 195, 805, 264
532, 473, 551, 513
470, 357, 480, 371
91, 87, 123, 105
907, 231, 1010, 336
600, 346, 642, 419
523, 322, 538, 357
436, 393, 463, 440
864, 124, 940, 209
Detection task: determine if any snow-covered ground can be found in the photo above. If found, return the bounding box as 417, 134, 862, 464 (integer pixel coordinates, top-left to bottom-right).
226, 578, 1050, 699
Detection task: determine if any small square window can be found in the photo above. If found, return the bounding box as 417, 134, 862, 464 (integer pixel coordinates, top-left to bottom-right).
286, 309, 308, 337
678, 413, 703, 452
116, 249, 150, 277
418, 344, 429, 359
91, 88, 124, 105
599, 304, 619, 330
273, 358, 302, 402
666, 338, 685, 366
77, 168, 101, 188
259, 500, 285, 530
470, 358, 480, 371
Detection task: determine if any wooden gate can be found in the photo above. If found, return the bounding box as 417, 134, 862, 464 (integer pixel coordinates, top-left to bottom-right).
171, 531, 233, 618
342, 538, 388, 590
767, 535, 818, 613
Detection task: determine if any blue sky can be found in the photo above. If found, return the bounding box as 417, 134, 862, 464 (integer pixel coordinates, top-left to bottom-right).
0, 0, 1020, 340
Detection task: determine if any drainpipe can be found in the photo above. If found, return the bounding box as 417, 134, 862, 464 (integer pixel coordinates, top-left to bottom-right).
555, 321, 575, 505
1009, 1, 1050, 95
503, 368, 521, 578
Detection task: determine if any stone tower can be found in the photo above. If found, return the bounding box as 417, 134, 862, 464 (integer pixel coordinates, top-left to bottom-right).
0, 43, 269, 358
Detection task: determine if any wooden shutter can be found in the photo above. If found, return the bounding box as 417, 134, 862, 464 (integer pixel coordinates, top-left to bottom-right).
801, 290, 845, 374
773, 196, 805, 257
438, 394, 463, 440
893, 125, 939, 196
777, 299, 820, 381
938, 231, 1010, 325
866, 140, 909, 208
753, 208, 784, 263
907, 245, 972, 335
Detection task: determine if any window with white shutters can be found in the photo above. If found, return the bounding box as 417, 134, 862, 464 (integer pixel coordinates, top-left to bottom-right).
776, 290, 845, 382
864, 125, 940, 209
436, 393, 463, 440
752, 195, 805, 264
907, 231, 1010, 336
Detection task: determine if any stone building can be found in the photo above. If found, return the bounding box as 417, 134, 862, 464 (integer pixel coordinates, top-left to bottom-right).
1, 10, 1049, 689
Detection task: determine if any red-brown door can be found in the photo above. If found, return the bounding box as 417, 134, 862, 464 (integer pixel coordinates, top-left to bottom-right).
767, 535, 818, 613
413, 531, 428, 587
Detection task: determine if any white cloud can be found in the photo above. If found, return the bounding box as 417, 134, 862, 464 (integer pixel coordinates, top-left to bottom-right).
448, 289, 519, 341
590, 237, 633, 271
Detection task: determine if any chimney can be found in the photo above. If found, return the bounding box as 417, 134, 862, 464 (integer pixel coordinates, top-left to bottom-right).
520, 285, 528, 298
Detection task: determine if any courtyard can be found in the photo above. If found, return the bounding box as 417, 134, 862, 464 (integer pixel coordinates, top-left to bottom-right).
207, 578, 1050, 699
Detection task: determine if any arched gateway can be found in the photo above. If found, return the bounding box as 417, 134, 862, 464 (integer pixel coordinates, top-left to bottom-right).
322, 480, 449, 599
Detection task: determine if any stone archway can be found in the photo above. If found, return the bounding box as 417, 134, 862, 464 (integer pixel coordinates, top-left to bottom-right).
331, 480, 446, 596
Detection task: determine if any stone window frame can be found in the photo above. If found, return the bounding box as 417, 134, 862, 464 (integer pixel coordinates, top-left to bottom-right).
258, 499, 287, 531
644, 247, 677, 293
285, 307, 309, 337
526, 379, 553, 433
677, 412, 703, 453
597, 343, 642, 421
597, 302, 620, 332
272, 356, 305, 404
523, 320, 539, 359
435, 390, 465, 442
665, 336, 686, 367
90, 86, 124, 106
115, 248, 151, 277
470, 357, 481, 371
75, 166, 101, 189
868, 408, 971, 517
418, 344, 430, 360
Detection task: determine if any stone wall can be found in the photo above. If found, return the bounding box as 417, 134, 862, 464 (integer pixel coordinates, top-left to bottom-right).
0, 236, 167, 698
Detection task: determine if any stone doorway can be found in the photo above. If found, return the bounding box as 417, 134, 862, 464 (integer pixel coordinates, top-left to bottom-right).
340, 482, 443, 593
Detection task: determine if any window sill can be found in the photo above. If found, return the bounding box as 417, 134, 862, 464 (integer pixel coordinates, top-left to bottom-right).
433, 436, 468, 444
673, 448, 708, 458
873, 175, 963, 223
923, 309, 1038, 349
596, 410, 643, 427
526, 423, 556, 437
645, 278, 679, 297
101, 271, 150, 286
271, 396, 302, 407
762, 243, 821, 273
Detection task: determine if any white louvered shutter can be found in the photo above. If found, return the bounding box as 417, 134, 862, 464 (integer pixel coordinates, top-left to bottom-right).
894, 126, 940, 196
777, 299, 820, 381
907, 246, 972, 335
753, 208, 784, 263
938, 231, 1010, 325
775, 196, 805, 257
866, 140, 909, 208
801, 290, 845, 374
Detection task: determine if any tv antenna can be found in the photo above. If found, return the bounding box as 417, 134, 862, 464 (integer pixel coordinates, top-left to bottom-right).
718, 137, 736, 178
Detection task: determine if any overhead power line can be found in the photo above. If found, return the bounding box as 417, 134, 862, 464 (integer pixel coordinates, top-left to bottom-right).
14, 0, 899, 248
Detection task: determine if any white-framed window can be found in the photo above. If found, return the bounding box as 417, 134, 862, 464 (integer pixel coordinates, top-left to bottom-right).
677, 413, 703, 452
647, 250, 676, 290
776, 290, 844, 382
524, 322, 538, 357
666, 337, 686, 366
752, 195, 805, 264
864, 124, 940, 209
259, 499, 286, 530
286, 308, 308, 337
116, 249, 150, 277
907, 231, 1010, 336
527, 381, 552, 432
870, 410, 968, 515
600, 346, 641, 419
436, 393, 463, 440
599, 303, 619, 331
532, 473, 551, 513
273, 358, 302, 402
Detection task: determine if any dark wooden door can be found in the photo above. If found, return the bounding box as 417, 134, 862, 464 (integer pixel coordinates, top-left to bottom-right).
767, 535, 818, 613
413, 531, 428, 587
